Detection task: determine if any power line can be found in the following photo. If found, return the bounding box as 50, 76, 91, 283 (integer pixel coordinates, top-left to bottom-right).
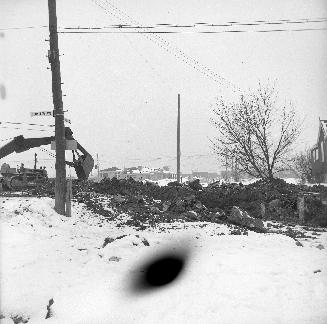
0, 121, 54, 127
92, 0, 326, 92
58, 27, 327, 34
90, 0, 239, 91
101, 0, 240, 89
0, 25, 48, 31
90, 0, 215, 84
0, 126, 52, 132
2, 158, 55, 163
121, 33, 175, 94
39, 147, 56, 159
0, 137, 14, 142
1, 17, 326, 31
57, 16, 327, 30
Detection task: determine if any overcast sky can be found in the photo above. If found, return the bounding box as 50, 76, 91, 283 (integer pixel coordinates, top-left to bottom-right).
1, 0, 327, 176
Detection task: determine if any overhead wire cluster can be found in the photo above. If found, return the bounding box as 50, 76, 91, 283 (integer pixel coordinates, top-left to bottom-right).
84, 1, 326, 91
0, 120, 55, 155
0, 121, 54, 127
0, 120, 74, 161
121, 33, 175, 93
0, 121, 57, 163
0, 25, 48, 31
87, 0, 240, 91
0, 120, 54, 134
2, 17, 326, 32
0, 125, 51, 132
39, 147, 56, 159
57, 16, 327, 33
2, 5, 325, 170
2, 5, 325, 92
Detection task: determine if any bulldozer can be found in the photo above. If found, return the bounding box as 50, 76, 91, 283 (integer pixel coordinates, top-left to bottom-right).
0, 162, 48, 190
0, 127, 94, 191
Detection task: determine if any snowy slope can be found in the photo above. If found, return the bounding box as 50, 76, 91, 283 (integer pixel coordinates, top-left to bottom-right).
1, 197, 327, 324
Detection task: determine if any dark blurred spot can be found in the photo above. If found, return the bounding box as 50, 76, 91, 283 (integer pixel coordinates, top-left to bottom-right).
144, 255, 184, 286
131, 252, 187, 293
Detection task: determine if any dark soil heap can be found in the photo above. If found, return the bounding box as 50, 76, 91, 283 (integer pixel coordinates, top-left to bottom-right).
31, 177, 327, 228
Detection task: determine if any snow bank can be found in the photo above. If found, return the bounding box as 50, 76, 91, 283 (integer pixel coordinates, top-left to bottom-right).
1, 197, 327, 324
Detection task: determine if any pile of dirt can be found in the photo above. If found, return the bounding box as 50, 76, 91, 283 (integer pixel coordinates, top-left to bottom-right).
31, 179, 55, 197
91, 177, 194, 201
199, 178, 327, 222
26, 177, 327, 228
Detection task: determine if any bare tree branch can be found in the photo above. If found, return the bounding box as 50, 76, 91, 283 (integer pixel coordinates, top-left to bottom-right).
210, 82, 302, 180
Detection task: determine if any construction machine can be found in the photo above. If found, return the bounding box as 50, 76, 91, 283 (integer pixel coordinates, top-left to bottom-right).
0, 127, 94, 190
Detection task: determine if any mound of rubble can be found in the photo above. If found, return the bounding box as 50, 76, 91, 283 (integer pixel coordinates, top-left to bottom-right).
29, 177, 327, 230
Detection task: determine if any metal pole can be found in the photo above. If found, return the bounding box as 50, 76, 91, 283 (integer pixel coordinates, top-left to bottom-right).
48, 0, 66, 215
177, 94, 181, 183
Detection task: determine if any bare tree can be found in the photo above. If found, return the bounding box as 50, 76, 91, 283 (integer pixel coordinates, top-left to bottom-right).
210, 83, 302, 180
291, 149, 312, 183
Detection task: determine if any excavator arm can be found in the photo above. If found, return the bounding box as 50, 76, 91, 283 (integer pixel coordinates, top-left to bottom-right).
0, 127, 94, 180
0, 135, 55, 159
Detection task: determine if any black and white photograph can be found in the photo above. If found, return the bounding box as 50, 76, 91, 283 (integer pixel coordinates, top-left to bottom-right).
1, 0, 327, 323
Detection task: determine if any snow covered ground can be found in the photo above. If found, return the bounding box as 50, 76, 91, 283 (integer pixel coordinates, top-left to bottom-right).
1, 197, 327, 324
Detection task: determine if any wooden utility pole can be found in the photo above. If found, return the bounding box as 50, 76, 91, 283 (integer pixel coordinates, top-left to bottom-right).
225, 148, 228, 182
48, 0, 66, 215
177, 94, 181, 183
97, 153, 100, 179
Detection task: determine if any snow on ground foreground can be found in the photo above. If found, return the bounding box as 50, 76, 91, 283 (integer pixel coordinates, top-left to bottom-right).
1, 197, 327, 324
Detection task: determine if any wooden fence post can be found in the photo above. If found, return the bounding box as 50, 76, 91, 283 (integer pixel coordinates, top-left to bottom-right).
297, 194, 305, 224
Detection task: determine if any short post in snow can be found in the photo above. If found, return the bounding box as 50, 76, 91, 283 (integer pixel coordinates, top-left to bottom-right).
297, 194, 305, 224
65, 177, 72, 217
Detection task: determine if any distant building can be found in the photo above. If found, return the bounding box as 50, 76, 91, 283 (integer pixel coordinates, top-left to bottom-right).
99, 166, 177, 182
310, 119, 327, 183
192, 171, 209, 179
99, 167, 123, 179
191, 171, 219, 183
